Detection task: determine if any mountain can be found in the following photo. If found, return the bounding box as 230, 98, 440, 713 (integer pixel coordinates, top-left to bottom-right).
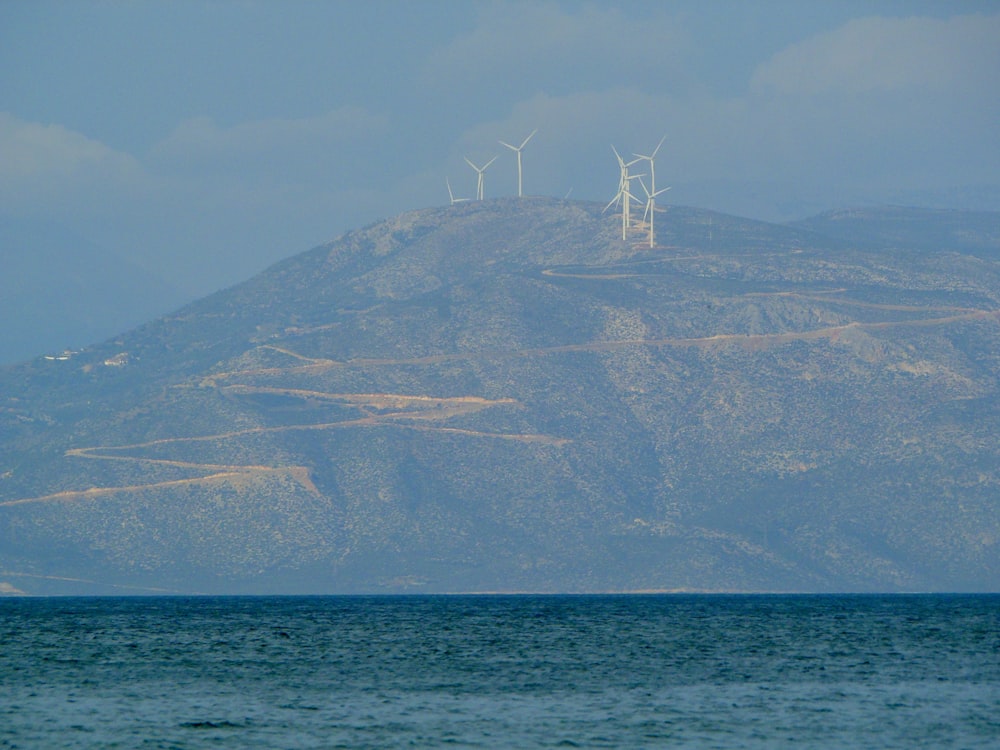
794, 205, 1000, 259
1, 198, 998, 595
0, 219, 183, 366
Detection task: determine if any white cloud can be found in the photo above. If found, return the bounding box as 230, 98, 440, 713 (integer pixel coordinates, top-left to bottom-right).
155, 107, 387, 158
0, 113, 141, 207
421, 1, 690, 96
0, 107, 399, 295
149, 107, 390, 182
751, 14, 1000, 95
448, 42, 1000, 214
427, 9, 998, 212
739, 13, 1000, 196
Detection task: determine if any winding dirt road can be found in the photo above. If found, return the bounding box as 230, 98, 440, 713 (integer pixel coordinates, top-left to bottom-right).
5, 257, 997, 509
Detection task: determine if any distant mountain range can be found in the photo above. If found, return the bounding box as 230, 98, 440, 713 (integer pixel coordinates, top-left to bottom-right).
1, 199, 998, 595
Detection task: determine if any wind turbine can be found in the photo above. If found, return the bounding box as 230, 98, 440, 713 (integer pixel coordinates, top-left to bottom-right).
499, 128, 537, 197
446, 177, 469, 205
604, 145, 643, 240
619, 174, 645, 240
633, 134, 667, 197
637, 175, 671, 247
633, 134, 669, 245
465, 156, 497, 201
604, 145, 626, 211
604, 145, 643, 211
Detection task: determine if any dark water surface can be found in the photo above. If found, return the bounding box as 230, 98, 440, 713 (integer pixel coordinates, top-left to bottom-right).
1, 595, 997, 748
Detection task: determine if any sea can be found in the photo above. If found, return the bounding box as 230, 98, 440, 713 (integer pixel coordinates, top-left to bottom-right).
1, 594, 997, 749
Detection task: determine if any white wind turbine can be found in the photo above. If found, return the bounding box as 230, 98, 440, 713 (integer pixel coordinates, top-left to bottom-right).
604, 145, 643, 240
619, 174, 645, 241
633, 135, 666, 197
465, 156, 498, 201
633, 135, 669, 246
446, 177, 469, 205
499, 129, 537, 197
604, 145, 626, 211
637, 175, 671, 247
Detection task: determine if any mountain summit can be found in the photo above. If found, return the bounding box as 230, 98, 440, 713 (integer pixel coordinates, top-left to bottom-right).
2, 198, 998, 594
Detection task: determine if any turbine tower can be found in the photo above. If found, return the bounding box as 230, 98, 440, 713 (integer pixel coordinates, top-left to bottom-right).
604, 145, 643, 240
446, 177, 469, 206
619, 174, 644, 241
637, 175, 671, 247
499, 128, 537, 197
465, 156, 497, 201
633, 135, 668, 246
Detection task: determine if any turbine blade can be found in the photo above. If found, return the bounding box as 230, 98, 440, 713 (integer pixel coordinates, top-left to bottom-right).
483, 156, 498, 169
651, 134, 666, 158
634, 135, 667, 162
499, 141, 517, 151
520, 129, 537, 148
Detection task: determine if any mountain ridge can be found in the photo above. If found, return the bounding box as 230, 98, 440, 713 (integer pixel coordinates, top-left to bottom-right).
1, 198, 998, 594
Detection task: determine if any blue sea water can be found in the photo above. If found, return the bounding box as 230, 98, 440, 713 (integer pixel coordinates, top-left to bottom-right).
0, 595, 997, 748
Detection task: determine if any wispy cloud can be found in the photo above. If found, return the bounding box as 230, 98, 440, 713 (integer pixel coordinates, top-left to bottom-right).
0, 113, 141, 209
446, 10, 1000, 205
421, 1, 690, 97
150, 107, 390, 183
3, 5, 998, 305
751, 14, 1000, 95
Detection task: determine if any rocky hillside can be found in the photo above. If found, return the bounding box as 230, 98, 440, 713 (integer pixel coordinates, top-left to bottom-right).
1, 198, 998, 594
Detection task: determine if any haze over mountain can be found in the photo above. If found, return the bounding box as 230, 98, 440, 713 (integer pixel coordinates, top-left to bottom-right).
1, 199, 997, 595
0, 220, 181, 366
2, 2, 998, 365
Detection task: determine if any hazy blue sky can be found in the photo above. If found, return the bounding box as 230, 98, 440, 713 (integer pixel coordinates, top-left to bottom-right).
2, 0, 998, 301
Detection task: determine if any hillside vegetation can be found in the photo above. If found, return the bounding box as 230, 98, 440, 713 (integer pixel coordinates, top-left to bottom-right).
1, 199, 998, 594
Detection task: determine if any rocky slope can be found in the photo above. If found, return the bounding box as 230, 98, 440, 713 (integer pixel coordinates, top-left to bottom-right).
1, 198, 998, 594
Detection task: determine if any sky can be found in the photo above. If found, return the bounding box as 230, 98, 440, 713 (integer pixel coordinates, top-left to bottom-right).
2, 0, 999, 312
